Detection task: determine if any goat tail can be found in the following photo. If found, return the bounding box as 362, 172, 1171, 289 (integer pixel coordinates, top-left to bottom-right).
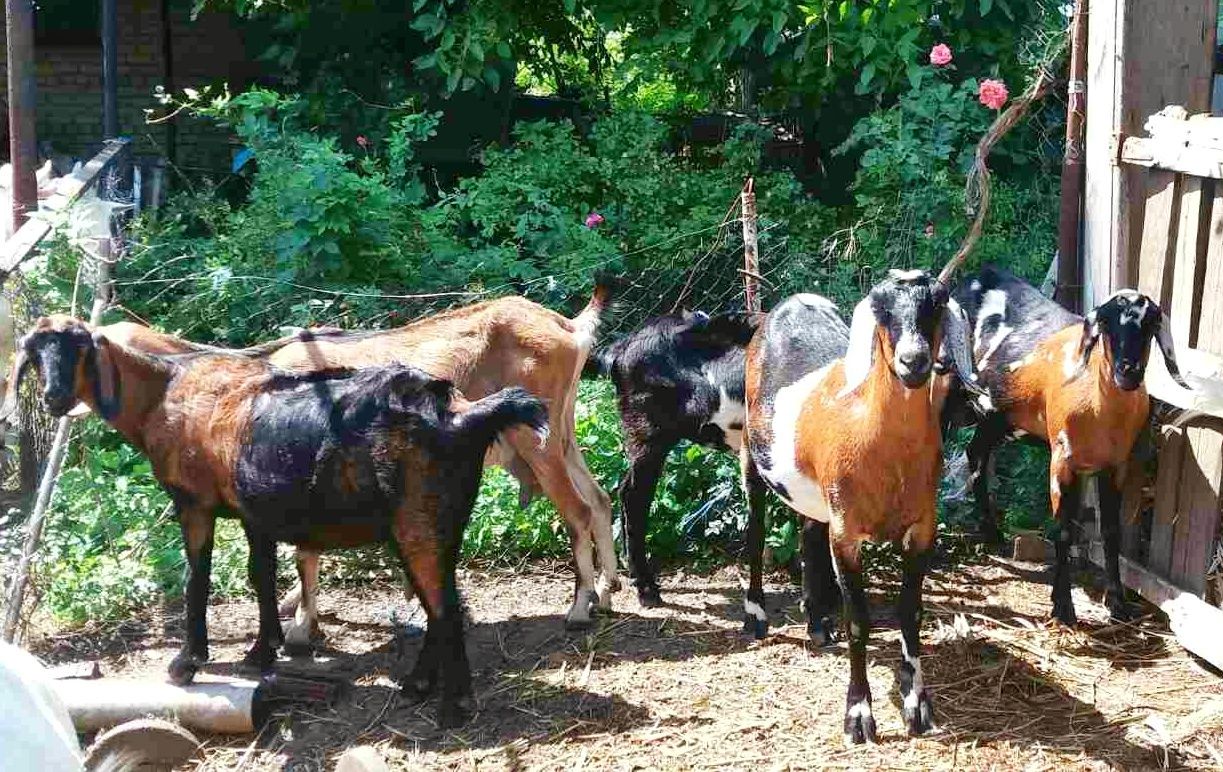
570, 273, 618, 352
452, 387, 550, 451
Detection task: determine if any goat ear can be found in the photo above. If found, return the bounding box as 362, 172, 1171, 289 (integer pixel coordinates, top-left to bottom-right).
0, 347, 31, 424
1066, 310, 1101, 384
941, 299, 989, 399
839, 297, 877, 396
1154, 304, 1191, 390
88, 333, 122, 420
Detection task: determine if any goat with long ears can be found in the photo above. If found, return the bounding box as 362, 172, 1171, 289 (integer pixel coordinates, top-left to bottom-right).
948, 266, 1189, 625
741, 260, 987, 743
10, 314, 547, 726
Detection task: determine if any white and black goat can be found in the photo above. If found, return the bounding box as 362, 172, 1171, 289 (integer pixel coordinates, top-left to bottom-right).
947, 265, 1189, 624
587, 310, 757, 605
743, 274, 983, 744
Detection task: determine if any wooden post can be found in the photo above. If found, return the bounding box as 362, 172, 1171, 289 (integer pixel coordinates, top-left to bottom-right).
741, 178, 760, 314
1055, 0, 1088, 313
101, 0, 120, 139
5, 0, 39, 235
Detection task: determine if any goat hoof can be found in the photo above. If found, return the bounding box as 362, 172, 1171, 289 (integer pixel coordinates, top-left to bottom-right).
242, 644, 278, 673
843, 708, 878, 746
1106, 597, 1134, 622
637, 585, 664, 608
436, 699, 471, 729
167, 652, 203, 686
807, 618, 837, 648
903, 689, 935, 736
742, 614, 768, 640
1051, 602, 1078, 627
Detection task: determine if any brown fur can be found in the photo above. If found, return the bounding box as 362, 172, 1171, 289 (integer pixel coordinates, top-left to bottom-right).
996, 325, 1148, 507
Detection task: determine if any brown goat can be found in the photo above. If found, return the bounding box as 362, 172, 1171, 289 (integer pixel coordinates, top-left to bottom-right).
743, 274, 981, 744
42, 287, 618, 642
7, 315, 547, 726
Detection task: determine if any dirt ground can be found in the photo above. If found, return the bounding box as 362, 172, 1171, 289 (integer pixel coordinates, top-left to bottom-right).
29, 556, 1223, 771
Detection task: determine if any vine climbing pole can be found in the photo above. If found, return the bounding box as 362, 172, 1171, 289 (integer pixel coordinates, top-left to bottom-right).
740, 178, 760, 314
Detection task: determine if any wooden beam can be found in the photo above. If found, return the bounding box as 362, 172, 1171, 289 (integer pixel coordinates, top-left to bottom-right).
1121, 136, 1223, 178
0, 139, 131, 281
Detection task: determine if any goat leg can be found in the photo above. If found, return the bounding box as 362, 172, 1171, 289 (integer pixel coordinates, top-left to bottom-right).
835, 540, 877, 745
897, 545, 934, 736
740, 450, 769, 639
1097, 469, 1133, 622
168, 507, 214, 685
283, 550, 323, 656
241, 527, 281, 673
618, 443, 668, 607
801, 518, 838, 647
1050, 471, 1080, 627
967, 416, 1006, 548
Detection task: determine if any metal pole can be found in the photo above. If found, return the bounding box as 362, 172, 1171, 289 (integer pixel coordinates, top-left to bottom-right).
1055, 0, 1088, 313
6, 0, 39, 235
102, 0, 120, 139
741, 178, 760, 314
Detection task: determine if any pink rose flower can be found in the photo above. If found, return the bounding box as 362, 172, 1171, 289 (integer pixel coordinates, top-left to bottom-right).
929, 44, 952, 67
356, 135, 369, 148
584, 212, 605, 228
978, 79, 1009, 110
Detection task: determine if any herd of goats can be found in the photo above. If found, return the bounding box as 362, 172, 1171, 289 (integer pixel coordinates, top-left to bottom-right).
0, 247, 1188, 743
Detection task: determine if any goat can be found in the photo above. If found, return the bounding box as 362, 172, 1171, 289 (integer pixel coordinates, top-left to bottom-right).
49, 286, 617, 645
6, 315, 547, 726
947, 265, 1189, 625
743, 274, 982, 744
259, 285, 620, 639
587, 309, 757, 606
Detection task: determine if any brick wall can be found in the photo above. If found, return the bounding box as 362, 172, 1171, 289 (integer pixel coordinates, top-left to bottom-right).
0, 0, 251, 171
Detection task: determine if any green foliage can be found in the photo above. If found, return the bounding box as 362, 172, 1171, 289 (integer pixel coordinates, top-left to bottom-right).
1, 420, 254, 624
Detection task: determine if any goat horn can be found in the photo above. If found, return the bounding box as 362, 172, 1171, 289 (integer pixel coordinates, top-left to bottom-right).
937, 65, 1058, 285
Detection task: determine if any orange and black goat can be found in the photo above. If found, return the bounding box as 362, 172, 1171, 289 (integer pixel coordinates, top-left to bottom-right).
3, 315, 547, 727
947, 266, 1189, 625
742, 268, 984, 744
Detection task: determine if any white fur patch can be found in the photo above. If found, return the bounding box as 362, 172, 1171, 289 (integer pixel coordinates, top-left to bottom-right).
976, 289, 1013, 366
974, 393, 995, 412
840, 298, 877, 397
901, 638, 925, 712
847, 699, 873, 719
1062, 338, 1080, 379
796, 292, 837, 311
744, 599, 767, 622
706, 385, 745, 452
888, 268, 926, 282
765, 363, 835, 523
1007, 354, 1035, 373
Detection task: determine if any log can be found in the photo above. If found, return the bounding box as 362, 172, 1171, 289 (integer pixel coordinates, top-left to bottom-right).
54, 677, 262, 734
53, 671, 343, 735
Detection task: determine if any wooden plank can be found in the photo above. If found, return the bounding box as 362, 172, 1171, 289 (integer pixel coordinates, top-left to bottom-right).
1173, 427, 1223, 591
1085, 545, 1223, 671
1121, 136, 1223, 178
1169, 184, 1223, 591
1135, 170, 1181, 307
1149, 426, 1186, 577
0, 138, 130, 280
1169, 177, 1210, 345
1081, 0, 1124, 306
1119, 0, 1217, 294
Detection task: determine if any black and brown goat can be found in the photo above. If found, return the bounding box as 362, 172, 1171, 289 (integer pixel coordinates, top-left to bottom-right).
948, 266, 1189, 625
587, 310, 758, 605
743, 274, 982, 744
5, 315, 547, 726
